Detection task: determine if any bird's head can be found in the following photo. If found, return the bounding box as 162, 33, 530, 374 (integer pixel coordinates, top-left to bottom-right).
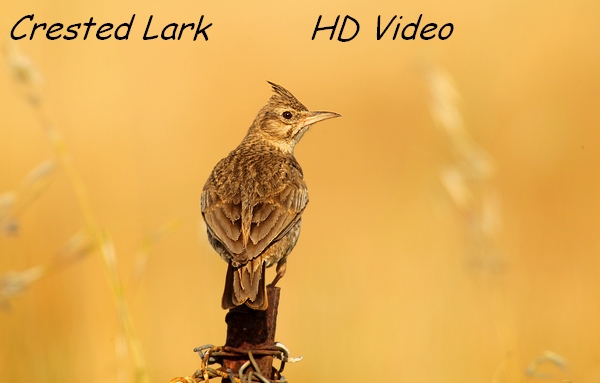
247, 81, 340, 153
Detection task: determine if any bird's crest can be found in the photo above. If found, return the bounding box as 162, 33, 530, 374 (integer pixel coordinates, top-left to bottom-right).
267, 81, 308, 111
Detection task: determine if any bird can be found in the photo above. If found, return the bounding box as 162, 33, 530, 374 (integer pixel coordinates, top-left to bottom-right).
200, 81, 340, 310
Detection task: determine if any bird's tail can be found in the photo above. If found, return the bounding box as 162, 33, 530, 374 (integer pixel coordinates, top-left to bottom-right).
221, 257, 267, 310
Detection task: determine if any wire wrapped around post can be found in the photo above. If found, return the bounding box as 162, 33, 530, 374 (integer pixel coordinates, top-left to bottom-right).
221, 285, 281, 380
171, 286, 303, 382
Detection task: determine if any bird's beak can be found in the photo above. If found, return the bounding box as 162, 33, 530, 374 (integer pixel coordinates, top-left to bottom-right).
300, 111, 341, 128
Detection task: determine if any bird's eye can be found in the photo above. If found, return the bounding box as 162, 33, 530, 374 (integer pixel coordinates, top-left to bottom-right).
282, 111, 293, 119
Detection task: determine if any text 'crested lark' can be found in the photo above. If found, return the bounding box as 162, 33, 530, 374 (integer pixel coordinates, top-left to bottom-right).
201, 81, 340, 310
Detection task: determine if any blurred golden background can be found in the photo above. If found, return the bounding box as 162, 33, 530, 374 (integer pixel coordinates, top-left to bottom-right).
1, 1, 599, 382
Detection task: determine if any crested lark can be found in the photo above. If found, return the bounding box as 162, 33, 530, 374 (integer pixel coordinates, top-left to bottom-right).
201, 81, 340, 310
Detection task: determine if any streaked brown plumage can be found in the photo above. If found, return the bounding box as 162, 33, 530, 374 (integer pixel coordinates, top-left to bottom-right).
201, 81, 340, 310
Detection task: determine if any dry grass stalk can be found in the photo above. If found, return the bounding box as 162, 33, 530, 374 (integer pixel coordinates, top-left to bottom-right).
0, 229, 94, 310
428, 66, 525, 383
0, 160, 56, 235
428, 67, 499, 271
4, 43, 150, 383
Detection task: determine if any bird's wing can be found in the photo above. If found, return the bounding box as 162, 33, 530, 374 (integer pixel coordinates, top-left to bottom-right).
201, 182, 308, 264
245, 182, 308, 260
201, 189, 245, 256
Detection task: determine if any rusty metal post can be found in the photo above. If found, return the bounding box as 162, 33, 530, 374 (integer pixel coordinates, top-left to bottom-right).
221, 285, 281, 381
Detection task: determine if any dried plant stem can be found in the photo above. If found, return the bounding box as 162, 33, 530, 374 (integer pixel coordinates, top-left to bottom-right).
0, 159, 55, 234
6, 44, 151, 382
428, 66, 522, 382
129, 218, 181, 298
30, 96, 149, 383
488, 275, 522, 383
